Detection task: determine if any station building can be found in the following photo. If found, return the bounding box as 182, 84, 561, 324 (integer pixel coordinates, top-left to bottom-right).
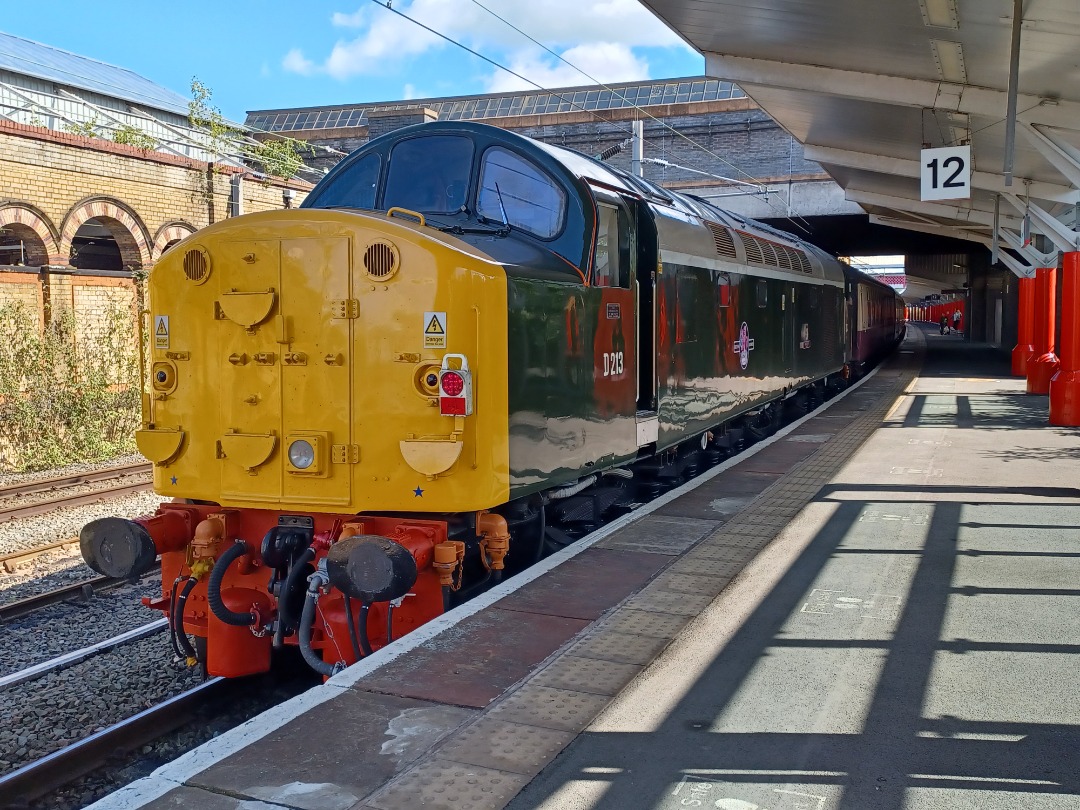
0, 31, 310, 333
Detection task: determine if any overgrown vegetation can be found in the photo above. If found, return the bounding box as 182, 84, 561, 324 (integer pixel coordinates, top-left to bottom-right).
64, 115, 102, 138
112, 123, 158, 150
0, 302, 142, 471
188, 77, 310, 181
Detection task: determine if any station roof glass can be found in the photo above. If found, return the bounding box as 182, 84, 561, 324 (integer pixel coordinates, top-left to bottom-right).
246, 77, 744, 133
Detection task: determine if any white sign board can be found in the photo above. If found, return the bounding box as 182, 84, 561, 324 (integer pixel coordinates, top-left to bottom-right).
920, 145, 971, 201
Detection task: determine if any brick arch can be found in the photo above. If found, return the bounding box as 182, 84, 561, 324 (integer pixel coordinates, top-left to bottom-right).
0, 203, 61, 266
61, 197, 152, 270
152, 220, 198, 259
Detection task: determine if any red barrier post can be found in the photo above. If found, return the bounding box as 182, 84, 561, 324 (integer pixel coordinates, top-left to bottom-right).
1050, 253, 1080, 424
1011, 276, 1036, 376
1027, 267, 1060, 394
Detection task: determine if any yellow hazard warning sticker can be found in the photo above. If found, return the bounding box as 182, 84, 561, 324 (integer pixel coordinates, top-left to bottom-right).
423, 311, 446, 349
154, 315, 170, 350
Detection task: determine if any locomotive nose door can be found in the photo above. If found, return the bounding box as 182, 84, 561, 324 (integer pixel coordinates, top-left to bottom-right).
278, 237, 353, 506
215, 235, 353, 506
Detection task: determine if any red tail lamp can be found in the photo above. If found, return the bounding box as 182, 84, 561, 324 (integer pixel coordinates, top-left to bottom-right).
439, 354, 473, 417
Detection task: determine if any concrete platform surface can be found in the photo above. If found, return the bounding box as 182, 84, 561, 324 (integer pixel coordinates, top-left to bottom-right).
89, 325, 1080, 810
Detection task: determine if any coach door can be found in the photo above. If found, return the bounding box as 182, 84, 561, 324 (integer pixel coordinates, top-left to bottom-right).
633, 199, 658, 419
782, 283, 795, 373
591, 195, 637, 434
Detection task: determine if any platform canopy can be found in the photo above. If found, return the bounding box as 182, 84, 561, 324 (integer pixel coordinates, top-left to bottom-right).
642, 0, 1080, 277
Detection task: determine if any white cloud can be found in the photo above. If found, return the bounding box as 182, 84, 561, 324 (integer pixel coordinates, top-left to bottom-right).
282, 48, 317, 76
486, 43, 650, 93
331, 9, 367, 27
403, 83, 417, 99
287, 0, 691, 83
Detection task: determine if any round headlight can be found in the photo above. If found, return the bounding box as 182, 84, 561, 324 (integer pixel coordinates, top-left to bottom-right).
288, 439, 315, 469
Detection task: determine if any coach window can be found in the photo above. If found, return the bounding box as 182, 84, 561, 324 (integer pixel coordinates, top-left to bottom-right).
593, 203, 631, 288
384, 135, 473, 214
478, 147, 565, 238
756, 279, 768, 307
307, 153, 380, 210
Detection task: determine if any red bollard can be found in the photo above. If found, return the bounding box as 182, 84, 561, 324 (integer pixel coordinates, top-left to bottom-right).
1027, 267, 1060, 394
1050, 253, 1080, 424
1012, 276, 1036, 376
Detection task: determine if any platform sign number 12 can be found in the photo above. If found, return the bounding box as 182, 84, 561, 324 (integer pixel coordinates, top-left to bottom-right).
921, 145, 971, 201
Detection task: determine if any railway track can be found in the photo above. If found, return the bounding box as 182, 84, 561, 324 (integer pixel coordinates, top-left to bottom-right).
0, 677, 229, 807
0, 619, 168, 690
0, 461, 151, 501
0, 566, 160, 623
0, 477, 153, 525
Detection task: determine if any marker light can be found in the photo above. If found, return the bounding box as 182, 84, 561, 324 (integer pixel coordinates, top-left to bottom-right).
288, 439, 315, 470
438, 354, 474, 417
440, 371, 465, 397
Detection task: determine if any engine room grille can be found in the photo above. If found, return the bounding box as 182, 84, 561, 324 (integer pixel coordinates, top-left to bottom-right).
738, 232, 764, 265
704, 221, 738, 260
737, 232, 812, 274
363, 241, 399, 280
182, 248, 210, 284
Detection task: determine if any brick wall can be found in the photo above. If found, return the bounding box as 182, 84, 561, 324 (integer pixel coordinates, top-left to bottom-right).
0, 120, 312, 271
0, 121, 314, 346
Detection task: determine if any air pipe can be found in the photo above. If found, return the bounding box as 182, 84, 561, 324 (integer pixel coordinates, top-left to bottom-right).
207, 541, 257, 627
298, 572, 337, 677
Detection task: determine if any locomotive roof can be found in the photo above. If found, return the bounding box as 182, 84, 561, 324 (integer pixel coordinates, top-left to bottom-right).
309, 120, 886, 293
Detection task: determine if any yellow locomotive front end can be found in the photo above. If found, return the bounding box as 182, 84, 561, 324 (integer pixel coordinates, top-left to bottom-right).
79, 209, 514, 679
137, 209, 510, 512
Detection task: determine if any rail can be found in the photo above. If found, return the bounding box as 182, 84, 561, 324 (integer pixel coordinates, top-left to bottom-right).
0, 677, 229, 806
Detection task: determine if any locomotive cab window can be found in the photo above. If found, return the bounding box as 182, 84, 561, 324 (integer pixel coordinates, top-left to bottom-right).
756, 279, 768, 307
593, 202, 631, 288
477, 147, 565, 238
384, 135, 473, 214
305, 153, 380, 210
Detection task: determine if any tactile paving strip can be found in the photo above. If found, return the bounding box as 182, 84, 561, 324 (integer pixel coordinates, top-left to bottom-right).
647, 570, 731, 597
436, 717, 575, 775
589, 608, 692, 639
531, 655, 643, 695
486, 685, 610, 732
622, 588, 716, 615
365, 760, 533, 810
566, 629, 672, 665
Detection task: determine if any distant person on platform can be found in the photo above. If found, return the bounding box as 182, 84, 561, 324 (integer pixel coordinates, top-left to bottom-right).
953, 310, 961, 333
940, 315, 949, 335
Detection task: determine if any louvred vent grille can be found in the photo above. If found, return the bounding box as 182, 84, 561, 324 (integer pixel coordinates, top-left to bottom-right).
182, 248, 210, 283
364, 241, 399, 280
737, 232, 812, 274
704, 221, 738, 260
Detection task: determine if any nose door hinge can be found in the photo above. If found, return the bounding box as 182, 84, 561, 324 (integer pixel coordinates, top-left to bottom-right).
332, 299, 360, 319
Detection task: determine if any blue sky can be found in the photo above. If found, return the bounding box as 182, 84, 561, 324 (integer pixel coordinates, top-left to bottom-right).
2, 1, 703, 121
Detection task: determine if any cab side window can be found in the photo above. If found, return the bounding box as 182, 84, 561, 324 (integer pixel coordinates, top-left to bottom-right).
593, 203, 631, 288
477, 147, 566, 238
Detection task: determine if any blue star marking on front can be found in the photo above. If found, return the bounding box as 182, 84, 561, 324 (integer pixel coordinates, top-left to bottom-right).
170, 476, 178, 485
413, 486, 424, 497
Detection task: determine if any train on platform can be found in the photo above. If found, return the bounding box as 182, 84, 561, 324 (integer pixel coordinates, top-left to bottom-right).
80, 121, 904, 679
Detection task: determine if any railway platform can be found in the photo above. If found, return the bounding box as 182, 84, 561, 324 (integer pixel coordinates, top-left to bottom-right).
92, 324, 1080, 810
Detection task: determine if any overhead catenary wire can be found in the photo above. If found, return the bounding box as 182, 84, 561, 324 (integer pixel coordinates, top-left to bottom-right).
466, 0, 769, 189
367, 0, 810, 229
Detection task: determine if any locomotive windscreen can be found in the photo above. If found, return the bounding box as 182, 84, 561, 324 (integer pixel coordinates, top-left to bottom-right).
383, 134, 473, 214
